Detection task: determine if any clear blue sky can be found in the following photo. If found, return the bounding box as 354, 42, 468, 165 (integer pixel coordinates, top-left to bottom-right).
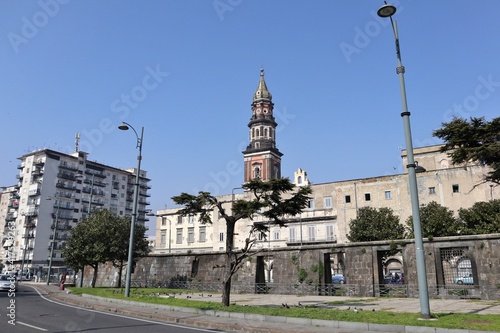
1, 1, 499, 233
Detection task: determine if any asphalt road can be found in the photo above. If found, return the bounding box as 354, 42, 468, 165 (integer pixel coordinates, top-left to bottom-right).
0, 284, 227, 333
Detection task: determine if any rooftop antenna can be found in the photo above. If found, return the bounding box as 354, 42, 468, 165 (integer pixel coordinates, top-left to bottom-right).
75, 132, 80, 152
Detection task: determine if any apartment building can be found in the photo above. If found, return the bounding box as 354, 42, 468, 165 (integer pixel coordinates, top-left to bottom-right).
0, 149, 151, 275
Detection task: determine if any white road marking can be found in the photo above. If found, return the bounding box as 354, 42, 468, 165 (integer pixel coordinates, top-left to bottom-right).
17, 321, 48, 331
28, 286, 220, 332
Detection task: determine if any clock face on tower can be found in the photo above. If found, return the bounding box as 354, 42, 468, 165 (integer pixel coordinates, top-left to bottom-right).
256, 109, 261, 114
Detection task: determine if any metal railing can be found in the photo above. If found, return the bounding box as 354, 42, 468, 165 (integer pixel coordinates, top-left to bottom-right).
124, 280, 500, 300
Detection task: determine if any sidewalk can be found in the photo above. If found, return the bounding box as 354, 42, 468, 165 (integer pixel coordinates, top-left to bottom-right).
26, 282, 499, 333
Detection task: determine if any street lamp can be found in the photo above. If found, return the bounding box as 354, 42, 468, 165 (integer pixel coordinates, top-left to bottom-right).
377, 2, 431, 318
118, 122, 144, 298
46, 194, 61, 285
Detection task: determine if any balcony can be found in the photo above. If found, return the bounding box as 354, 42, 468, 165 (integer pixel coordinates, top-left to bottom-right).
51, 224, 72, 230
57, 171, 78, 181
84, 169, 106, 178
286, 235, 337, 246
8, 201, 19, 208
34, 159, 45, 166
26, 210, 39, 217
28, 189, 41, 196
58, 162, 78, 171
56, 182, 77, 191
32, 168, 44, 176
23, 222, 36, 229
17, 164, 24, 169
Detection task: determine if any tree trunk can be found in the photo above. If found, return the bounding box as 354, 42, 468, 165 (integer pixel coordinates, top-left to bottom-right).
221, 265, 233, 306
117, 260, 124, 288
91, 265, 98, 288
221, 220, 236, 306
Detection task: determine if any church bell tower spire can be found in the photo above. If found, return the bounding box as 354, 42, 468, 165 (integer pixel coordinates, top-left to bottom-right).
243, 68, 283, 183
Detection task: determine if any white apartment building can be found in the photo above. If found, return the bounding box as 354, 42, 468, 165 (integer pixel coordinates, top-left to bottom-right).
153, 70, 499, 255
0, 149, 151, 275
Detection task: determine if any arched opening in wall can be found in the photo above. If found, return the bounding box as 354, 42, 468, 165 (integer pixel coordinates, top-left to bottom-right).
377, 249, 404, 284
255, 256, 267, 293
191, 257, 199, 279
439, 247, 477, 287
264, 256, 273, 283
325, 252, 345, 284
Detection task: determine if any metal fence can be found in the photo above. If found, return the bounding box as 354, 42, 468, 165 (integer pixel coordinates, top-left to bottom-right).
129, 279, 500, 300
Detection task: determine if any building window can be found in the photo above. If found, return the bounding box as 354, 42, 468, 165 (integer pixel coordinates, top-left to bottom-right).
289, 227, 296, 242
326, 225, 335, 241
345, 195, 351, 203
324, 196, 332, 208
254, 166, 261, 179
365, 193, 371, 201
307, 199, 314, 209
257, 232, 265, 241
385, 191, 391, 200
160, 230, 166, 246
199, 226, 206, 242
429, 187, 436, 195
177, 215, 183, 224
219, 232, 224, 242
161, 217, 167, 226
187, 227, 194, 243
452, 184, 459, 193
308, 226, 316, 242
176, 228, 182, 244
188, 215, 194, 224
273, 230, 280, 240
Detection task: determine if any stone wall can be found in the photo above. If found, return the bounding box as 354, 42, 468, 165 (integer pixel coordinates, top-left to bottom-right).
84, 234, 500, 299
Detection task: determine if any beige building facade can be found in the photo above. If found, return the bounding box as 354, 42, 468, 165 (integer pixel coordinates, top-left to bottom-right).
153, 144, 498, 255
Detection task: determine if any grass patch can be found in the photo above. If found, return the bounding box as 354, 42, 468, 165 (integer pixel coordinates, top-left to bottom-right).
69, 287, 500, 332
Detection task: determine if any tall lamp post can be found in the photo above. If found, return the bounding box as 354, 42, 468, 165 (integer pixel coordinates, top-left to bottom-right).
47, 194, 61, 285
118, 122, 144, 298
377, 2, 430, 318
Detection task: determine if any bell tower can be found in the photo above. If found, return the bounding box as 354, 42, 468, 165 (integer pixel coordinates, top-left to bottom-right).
243, 69, 283, 183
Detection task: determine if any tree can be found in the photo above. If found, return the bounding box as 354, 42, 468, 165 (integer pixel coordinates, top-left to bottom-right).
108, 217, 150, 288
433, 116, 500, 184
63, 209, 149, 287
347, 207, 405, 242
458, 199, 500, 235
172, 178, 312, 306
405, 201, 461, 239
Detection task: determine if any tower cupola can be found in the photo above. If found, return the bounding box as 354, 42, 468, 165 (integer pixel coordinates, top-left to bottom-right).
243, 69, 283, 183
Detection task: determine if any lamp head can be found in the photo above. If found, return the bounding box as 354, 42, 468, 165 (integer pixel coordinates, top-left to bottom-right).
377, 4, 396, 18
118, 123, 130, 131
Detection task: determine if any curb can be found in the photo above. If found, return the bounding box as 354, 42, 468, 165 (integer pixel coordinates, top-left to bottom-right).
34, 285, 495, 333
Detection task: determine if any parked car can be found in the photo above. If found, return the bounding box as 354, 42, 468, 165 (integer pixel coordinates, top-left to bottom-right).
332, 274, 346, 284
454, 274, 474, 285
384, 272, 404, 284
0, 274, 17, 291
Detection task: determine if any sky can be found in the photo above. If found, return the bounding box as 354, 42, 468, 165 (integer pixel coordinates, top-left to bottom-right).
1, 1, 499, 234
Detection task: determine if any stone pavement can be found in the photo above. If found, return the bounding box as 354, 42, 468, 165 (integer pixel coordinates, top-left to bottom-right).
25, 282, 499, 333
